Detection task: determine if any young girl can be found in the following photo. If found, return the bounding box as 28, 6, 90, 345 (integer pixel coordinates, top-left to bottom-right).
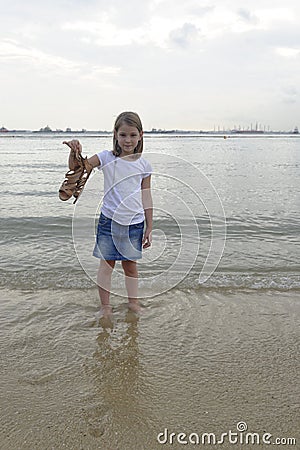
64, 111, 153, 318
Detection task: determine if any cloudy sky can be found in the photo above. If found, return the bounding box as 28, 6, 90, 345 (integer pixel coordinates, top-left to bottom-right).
0, 0, 299, 131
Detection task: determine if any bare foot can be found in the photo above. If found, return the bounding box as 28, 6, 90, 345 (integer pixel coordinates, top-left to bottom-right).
98, 305, 113, 319
128, 301, 142, 314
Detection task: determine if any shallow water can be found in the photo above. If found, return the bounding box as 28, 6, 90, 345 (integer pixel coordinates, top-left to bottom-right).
0, 134, 299, 448
0, 134, 299, 292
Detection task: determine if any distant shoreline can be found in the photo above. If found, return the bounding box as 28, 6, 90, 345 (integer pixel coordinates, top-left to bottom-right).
0, 130, 299, 137
0, 124, 299, 136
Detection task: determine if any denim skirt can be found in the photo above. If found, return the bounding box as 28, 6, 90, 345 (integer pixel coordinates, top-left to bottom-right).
93, 213, 144, 261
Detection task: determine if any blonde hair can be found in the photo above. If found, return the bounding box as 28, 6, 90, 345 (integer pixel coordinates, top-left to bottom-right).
113, 111, 144, 156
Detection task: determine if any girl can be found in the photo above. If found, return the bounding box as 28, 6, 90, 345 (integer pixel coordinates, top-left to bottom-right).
64, 112, 153, 318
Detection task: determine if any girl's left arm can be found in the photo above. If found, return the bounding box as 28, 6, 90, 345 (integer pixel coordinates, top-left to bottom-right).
141, 175, 153, 248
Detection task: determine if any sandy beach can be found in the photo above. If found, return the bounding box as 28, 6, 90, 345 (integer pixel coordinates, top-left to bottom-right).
0, 287, 299, 449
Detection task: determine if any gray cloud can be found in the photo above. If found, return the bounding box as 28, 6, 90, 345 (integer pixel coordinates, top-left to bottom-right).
169, 23, 201, 48
237, 8, 259, 24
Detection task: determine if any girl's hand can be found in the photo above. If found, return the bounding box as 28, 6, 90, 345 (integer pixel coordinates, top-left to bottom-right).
63, 140, 82, 161
142, 228, 152, 248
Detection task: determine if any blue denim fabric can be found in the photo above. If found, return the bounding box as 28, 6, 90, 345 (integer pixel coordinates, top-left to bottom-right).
93, 213, 144, 260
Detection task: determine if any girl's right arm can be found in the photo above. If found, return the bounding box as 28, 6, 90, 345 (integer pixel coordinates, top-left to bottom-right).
87, 154, 101, 168
63, 140, 101, 169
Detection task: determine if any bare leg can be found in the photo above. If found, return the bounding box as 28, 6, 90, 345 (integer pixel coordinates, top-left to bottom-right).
97, 260, 115, 317
121, 260, 141, 313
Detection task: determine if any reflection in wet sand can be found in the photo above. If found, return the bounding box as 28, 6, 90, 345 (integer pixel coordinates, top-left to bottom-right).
83, 312, 156, 448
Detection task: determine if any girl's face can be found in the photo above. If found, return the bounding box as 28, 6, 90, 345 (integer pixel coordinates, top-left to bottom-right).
115, 123, 143, 155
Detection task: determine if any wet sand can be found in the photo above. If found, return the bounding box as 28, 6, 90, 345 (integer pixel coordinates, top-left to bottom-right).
0, 288, 299, 449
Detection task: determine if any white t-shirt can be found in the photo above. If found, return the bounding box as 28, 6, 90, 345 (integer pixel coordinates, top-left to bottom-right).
96, 150, 152, 225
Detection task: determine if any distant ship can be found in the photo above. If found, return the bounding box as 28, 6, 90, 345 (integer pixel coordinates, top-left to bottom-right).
293, 126, 299, 134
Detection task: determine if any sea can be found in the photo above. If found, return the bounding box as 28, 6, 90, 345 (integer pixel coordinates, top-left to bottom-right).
0, 134, 299, 449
